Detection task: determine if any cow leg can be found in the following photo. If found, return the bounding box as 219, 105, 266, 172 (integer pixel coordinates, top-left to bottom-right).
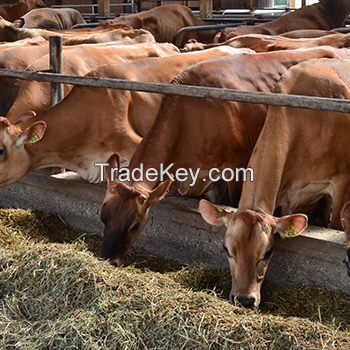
228, 180, 242, 208
202, 180, 228, 205
306, 195, 332, 228
331, 186, 350, 230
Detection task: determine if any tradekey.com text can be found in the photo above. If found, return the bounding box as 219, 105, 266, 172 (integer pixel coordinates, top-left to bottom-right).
95, 162, 254, 186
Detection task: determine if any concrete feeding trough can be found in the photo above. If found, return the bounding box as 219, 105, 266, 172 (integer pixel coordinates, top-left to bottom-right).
0, 169, 349, 295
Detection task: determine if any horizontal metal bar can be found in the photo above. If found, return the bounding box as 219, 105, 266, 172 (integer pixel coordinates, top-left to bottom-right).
201, 18, 250, 23
172, 22, 245, 46
52, 4, 132, 8
333, 27, 350, 33
70, 22, 101, 29
0, 68, 350, 113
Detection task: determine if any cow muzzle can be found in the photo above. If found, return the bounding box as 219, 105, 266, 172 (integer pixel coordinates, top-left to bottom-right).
231, 294, 258, 308
109, 257, 124, 267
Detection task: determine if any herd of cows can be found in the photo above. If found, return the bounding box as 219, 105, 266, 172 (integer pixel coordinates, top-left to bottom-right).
1, 0, 350, 308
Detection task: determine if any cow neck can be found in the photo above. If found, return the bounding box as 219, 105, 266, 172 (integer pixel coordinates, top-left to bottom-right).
0, 25, 23, 42
4, 3, 26, 22
128, 118, 176, 193
237, 129, 286, 216
319, 0, 350, 29
238, 179, 278, 216
23, 104, 91, 171
128, 154, 174, 193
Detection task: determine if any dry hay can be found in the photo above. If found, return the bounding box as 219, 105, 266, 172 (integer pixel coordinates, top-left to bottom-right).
0, 208, 349, 349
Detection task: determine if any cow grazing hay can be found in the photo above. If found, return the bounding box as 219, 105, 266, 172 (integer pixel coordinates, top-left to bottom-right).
0, 208, 349, 349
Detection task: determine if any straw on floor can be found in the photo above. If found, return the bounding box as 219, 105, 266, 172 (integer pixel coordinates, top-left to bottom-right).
0, 208, 349, 349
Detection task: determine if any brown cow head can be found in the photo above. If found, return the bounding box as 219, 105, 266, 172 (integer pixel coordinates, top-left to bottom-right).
340, 201, 350, 277
199, 199, 308, 308
99, 153, 171, 266
0, 114, 46, 188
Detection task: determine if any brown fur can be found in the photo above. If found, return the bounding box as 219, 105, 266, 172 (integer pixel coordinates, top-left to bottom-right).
218, 0, 350, 42
97, 46, 350, 268
0, 0, 45, 22
100, 4, 218, 47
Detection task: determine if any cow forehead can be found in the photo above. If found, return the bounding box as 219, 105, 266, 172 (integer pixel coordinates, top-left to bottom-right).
102, 193, 137, 227
104, 190, 134, 211
225, 211, 273, 251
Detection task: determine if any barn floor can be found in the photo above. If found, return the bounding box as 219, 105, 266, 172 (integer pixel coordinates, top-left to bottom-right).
0, 169, 348, 295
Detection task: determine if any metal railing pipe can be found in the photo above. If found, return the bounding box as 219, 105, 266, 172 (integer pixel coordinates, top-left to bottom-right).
0, 68, 350, 114
172, 22, 245, 46
49, 36, 64, 106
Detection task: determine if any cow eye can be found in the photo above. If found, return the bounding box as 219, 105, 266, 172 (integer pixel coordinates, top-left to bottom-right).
0, 147, 6, 159
99, 205, 108, 225
223, 244, 232, 257
130, 221, 141, 232
263, 248, 273, 260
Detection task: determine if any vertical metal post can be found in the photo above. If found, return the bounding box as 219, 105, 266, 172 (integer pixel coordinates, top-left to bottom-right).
99, 0, 110, 16
138, 0, 142, 12
200, 0, 213, 19
49, 36, 63, 106
247, 0, 255, 8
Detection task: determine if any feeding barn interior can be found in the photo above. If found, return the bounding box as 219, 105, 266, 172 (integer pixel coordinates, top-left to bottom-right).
0, 0, 350, 347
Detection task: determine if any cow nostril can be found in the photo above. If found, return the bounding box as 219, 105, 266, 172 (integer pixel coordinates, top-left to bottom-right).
109, 257, 123, 267
236, 295, 256, 308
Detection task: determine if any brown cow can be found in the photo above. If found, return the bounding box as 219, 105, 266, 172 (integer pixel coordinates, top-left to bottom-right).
217, 0, 350, 42
280, 29, 337, 38
0, 46, 242, 187
238, 58, 350, 230
96, 46, 350, 268
100, 4, 218, 47
14, 8, 86, 30
0, 15, 155, 44
0, 38, 49, 116
5, 41, 180, 121
182, 32, 350, 53
0, 0, 45, 22
226, 33, 350, 52
60, 28, 155, 46
199, 201, 308, 308
199, 57, 350, 307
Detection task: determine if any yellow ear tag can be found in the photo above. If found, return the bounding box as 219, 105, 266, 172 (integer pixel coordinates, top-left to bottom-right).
341, 218, 345, 229
30, 132, 39, 144
285, 225, 298, 238
217, 207, 224, 212
159, 181, 170, 194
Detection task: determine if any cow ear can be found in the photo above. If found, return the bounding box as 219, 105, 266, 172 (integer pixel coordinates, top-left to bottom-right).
18, 121, 46, 147
13, 18, 24, 28
274, 214, 308, 239
147, 179, 172, 206
14, 111, 36, 125
106, 153, 120, 184
199, 199, 229, 226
